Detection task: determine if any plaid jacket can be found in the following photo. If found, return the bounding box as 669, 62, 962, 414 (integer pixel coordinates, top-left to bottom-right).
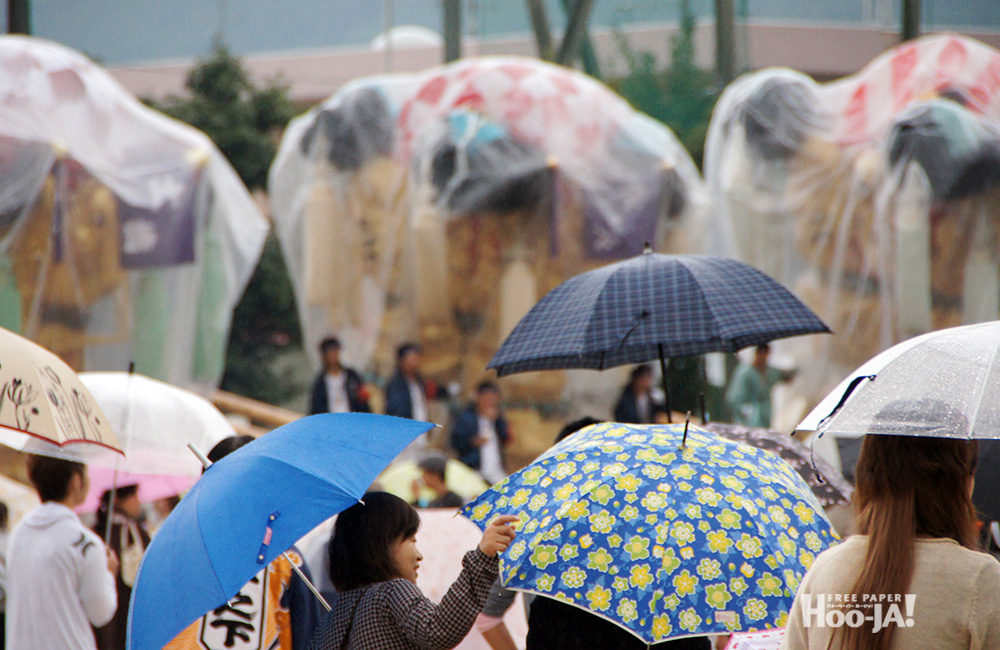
309, 549, 498, 650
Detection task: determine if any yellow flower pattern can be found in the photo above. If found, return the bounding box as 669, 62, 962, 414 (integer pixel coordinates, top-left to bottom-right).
463, 423, 838, 644
587, 585, 613, 611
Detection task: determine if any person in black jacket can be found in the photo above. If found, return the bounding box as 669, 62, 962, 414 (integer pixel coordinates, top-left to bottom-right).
384, 343, 431, 421
450, 382, 510, 485
309, 337, 371, 415
613, 365, 659, 424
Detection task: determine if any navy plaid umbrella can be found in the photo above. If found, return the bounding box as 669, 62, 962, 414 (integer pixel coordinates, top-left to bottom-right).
489, 252, 829, 414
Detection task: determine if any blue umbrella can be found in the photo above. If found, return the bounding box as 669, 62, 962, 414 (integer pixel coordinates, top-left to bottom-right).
463, 422, 839, 644
126, 413, 434, 650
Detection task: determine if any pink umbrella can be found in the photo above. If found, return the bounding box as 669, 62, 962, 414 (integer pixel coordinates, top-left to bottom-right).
77, 468, 194, 514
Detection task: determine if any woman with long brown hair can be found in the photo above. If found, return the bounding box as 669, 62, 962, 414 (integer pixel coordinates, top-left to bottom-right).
782, 399, 1000, 650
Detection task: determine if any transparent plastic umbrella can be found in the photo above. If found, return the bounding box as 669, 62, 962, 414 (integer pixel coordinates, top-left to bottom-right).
798, 321, 1000, 440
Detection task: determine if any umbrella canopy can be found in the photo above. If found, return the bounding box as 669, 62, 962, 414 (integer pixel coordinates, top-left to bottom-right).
488, 251, 829, 375
703, 423, 851, 508
414, 509, 529, 649
126, 413, 434, 650
78, 372, 235, 475
797, 321, 1000, 440
0, 326, 120, 452
463, 423, 838, 644
79, 469, 194, 513
0, 371, 233, 474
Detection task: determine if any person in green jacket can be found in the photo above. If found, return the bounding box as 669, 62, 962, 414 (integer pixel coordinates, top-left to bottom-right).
725, 344, 795, 427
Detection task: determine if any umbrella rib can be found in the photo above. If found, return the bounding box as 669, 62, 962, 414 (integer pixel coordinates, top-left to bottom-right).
186, 486, 233, 604
966, 345, 1000, 439
244, 455, 362, 504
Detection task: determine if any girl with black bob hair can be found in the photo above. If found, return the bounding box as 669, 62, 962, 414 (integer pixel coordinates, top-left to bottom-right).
311, 491, 517, 650
327, 490, 420, 592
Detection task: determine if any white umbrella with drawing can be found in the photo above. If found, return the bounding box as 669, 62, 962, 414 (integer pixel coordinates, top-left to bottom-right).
0, 370, 234, 540
0, 370, 233, 473
0, 327, 121, 454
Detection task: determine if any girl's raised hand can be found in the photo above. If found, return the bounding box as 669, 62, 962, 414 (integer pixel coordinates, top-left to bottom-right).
478, 515, 520, 557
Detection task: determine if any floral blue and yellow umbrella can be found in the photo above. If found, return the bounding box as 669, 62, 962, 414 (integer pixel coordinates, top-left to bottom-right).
463, 422, 838, 644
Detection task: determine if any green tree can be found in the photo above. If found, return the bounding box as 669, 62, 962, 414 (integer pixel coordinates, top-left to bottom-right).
153, 43, 294, 190
611, 6, 719, 167
218, 231, 305, 404
150, 44, 305, 404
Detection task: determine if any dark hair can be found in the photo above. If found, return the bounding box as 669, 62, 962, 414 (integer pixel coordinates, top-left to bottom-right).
95, 484, 140, 533
755, 344, 770, 353
556, 417, 603, 444
319, 337, 341, 353
206, 435, 255, 468
101, 484, 139, 506
328, 491, 420, 591
0, 502, 8, 531
396, 342, 421, 362
841, 400, 978, 650
417, 454, 448, 480
27, 455, 85, 503
629, 365, 652, 383
476, 381, 499, 395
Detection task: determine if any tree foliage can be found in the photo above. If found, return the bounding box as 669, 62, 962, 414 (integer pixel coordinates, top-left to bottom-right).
152, 43, 295, 190
149, 44, 305, 404
611, 7, 719, 167
219, 229, 306, 404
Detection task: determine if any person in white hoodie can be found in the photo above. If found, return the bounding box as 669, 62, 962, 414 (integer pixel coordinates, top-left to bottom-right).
6, 455, 119, 650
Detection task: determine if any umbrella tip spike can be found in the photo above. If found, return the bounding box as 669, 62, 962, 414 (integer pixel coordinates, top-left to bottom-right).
682, 412, 691, 447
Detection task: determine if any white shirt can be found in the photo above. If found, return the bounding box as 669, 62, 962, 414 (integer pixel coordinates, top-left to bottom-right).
7, 502, 117, 650
636, 393, 651, 423
394, 379, 430, 462
324, 371, 350, 413
477, 416, 506, 485
407, 379, 429, 422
